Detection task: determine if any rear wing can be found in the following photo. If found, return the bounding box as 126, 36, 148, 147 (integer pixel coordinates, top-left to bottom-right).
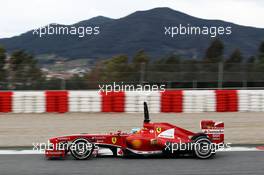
200, 120, 224, 144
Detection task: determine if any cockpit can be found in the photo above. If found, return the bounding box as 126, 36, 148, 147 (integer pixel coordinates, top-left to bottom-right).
130, 128, 141, 134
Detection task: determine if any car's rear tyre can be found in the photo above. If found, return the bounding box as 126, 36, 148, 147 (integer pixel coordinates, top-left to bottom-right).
193, 136, 215, 159
70, 138, 94, 160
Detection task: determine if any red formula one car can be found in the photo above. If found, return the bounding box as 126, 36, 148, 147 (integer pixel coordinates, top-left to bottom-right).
45, 102, 224, 160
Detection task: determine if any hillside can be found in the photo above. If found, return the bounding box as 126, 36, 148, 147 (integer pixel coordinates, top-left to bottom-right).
0, 7, 263, 60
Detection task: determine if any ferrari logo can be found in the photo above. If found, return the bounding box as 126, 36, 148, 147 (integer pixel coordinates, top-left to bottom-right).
156, 127, 162, 133
112, 137, 117, 144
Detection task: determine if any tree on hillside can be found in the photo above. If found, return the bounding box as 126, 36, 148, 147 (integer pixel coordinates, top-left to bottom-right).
102, 55, 130, 81
164, 55, 181, 64
247, 56, 257, 63
0, 46, 6, 82
253, 41, 264, 72
204, 39, 224, 63
86, 55, 131, 83
258, 41, 264, 62
66, 75, 88, 90
225, 48, 243, 63
9, 50, 43, 88
131, 50, 150, 82
153, 55, 181, 72
85, 62, 104, 88
132, 50, 149, 64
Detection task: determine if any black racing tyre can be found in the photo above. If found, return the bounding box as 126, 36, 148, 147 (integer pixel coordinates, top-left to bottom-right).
70, 138, 94, 160
192, 136, 215, 159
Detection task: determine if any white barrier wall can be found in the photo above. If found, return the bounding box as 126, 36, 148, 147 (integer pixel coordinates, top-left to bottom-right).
125, 91, 160, 113
238, 90, 264, 112
12, 91, 45, 113
2, 90, 264, 113
69, 91, 101, 112
183, 90, 216, 113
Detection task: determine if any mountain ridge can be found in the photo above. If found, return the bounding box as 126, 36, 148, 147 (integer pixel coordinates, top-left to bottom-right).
0, 7, 263, 61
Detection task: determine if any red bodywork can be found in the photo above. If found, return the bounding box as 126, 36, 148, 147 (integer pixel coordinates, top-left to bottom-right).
45, 119, 224, 158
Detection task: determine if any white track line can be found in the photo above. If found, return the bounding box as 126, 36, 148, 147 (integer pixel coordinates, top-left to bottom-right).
218, 147, 259, 152
0, 150, 44, 154
0, 147, 262, 155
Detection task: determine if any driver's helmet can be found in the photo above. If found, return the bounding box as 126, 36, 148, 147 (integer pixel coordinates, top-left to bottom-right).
130, 128, 141, 134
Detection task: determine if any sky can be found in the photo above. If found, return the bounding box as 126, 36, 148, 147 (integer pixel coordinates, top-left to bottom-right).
0, 0, 263, 38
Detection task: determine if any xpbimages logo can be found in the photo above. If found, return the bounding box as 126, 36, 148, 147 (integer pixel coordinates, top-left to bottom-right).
164, 141, 231, 154
164, 24, 232, 38
98, 82, 166, 95
32, 24, 100, 38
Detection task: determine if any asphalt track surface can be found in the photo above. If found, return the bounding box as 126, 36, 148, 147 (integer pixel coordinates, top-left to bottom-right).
0, 152, 263, 175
